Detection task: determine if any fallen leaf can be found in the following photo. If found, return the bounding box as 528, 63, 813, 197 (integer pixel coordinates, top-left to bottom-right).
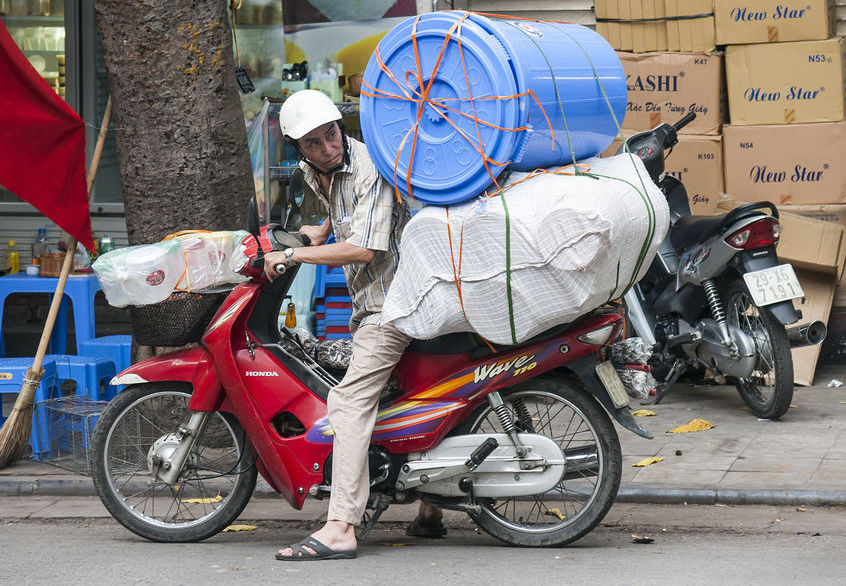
789, 404, 798, 409
379, 542, 413, 547
632, 456, 665, 467
222, 524, 257, 532
544, 508, 567, 520
667, 419, 714, 433
796, 507, 806, 512
632, 534, 654, 544
632, 409, 656, 417
181, 492, 222, 504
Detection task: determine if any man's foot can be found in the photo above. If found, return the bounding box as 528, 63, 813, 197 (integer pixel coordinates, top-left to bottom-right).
406, 502, 447, 538
276, 520, 357, 560
405, 518, 447, 538
275, 536, 357, 561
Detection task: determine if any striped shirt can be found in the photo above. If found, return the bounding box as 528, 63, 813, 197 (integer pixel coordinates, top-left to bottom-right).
301, 137, 410, 333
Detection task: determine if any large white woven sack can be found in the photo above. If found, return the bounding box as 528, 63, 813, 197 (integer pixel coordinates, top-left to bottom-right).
382, 154, 669, 344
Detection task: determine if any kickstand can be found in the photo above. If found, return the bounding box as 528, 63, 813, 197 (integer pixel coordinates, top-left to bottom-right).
642, 359, 687, 406
357, 494, 391, 540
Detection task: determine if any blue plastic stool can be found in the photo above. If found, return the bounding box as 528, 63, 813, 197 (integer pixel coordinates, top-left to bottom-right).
0, 273, 101, 356
46, 354, 116, 402
0, 357, 61, 458
77, 335, 131, 399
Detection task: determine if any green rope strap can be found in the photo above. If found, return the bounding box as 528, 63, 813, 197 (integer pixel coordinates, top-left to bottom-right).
500, 191, 518, 345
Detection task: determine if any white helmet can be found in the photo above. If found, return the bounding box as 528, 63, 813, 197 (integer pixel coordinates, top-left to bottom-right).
279, 89, 342, 140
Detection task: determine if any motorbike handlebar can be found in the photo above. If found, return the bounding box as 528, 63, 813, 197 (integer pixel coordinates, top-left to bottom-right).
673, 112, 697, 132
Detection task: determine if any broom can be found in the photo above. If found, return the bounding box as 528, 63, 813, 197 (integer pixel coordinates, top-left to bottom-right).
0, 96, 112, 468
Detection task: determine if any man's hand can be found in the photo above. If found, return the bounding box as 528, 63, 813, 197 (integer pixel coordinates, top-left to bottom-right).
299, 221, 332, 246
263, 250, 291, 282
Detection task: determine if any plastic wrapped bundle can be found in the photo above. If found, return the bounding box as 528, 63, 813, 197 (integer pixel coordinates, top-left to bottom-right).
93, 230, 250, 308
611, 337, 654, 365
382, 155, 669, 345
617, 368, 656, 400
316, 339, 353, 370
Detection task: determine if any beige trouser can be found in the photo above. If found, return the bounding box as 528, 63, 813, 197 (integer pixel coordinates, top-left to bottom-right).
326, 322, 411, 525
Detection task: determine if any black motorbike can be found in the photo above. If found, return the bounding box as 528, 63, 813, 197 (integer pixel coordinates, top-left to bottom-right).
620, 113, 826, 419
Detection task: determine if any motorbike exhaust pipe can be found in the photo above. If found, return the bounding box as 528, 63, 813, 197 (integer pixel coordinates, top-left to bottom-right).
786, 320, 827, 348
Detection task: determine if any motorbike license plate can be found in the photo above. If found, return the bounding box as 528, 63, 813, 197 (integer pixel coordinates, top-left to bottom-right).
743, 264, 804, 307
596, 361, 629, 408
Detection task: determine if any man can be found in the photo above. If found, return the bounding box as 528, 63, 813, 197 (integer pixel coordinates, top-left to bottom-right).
265, 90, 443, 561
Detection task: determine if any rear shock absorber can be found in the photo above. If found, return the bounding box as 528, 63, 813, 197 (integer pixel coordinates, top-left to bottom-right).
703, 279, 725, 325
512, 397, 534, 433
488, 392, 526, 457
703, 279, 735, 353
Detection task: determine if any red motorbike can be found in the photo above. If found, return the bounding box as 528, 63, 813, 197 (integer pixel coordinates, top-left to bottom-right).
91, 223, 652, 547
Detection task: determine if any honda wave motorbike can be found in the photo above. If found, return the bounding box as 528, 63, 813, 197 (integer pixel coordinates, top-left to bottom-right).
90, 220, 653, 548
621, 112, 826, 419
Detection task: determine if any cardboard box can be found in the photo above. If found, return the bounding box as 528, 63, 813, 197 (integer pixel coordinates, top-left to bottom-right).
791, 269, 837, 385
725, 37, 846, 126
595, 1, 711, 52
715, 0, 836, 45
620, 51, 726, 134
665, 134, 724, 215
717, 199, 846, 278
722, 122, 846, 205
783, 205, 846, 306
666, 0, 716, 52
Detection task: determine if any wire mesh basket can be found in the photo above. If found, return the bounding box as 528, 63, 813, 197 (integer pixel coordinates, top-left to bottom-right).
34, 396, 108, 475
128, 286, 233, 347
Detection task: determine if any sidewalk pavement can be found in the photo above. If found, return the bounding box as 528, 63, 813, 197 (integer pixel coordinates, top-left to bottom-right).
1, 366, 845, 519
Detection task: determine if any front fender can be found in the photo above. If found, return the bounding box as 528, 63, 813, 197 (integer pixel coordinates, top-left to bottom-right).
110, 345, 224, 411
565, 357, 653, 440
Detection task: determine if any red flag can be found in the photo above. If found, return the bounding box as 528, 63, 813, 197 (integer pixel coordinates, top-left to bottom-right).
0, 20, 95, 251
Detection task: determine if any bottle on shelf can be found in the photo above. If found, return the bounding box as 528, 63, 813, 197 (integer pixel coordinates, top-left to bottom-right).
5, 240, 20, 275
98, 234, 115, 255
34, 227, 49, 258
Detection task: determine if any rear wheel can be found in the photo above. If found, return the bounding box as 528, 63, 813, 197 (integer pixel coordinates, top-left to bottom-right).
459, 376, 622, 547
725, 281, 794, 419
91, 383, 258, 542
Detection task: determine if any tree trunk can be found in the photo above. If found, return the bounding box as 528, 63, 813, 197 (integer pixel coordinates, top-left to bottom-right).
94, 0, 253, 245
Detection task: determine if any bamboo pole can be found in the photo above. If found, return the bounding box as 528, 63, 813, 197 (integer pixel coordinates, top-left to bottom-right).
0, 97, 113, 468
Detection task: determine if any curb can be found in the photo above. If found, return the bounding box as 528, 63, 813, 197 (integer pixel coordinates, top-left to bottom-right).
4, 479, 846, 507
617, 486, 846, 507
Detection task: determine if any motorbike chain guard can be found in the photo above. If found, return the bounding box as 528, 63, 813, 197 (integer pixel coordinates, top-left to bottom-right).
397, 433, 566, 498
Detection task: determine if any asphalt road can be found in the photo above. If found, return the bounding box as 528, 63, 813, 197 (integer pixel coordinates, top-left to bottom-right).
2, 504, 845, 585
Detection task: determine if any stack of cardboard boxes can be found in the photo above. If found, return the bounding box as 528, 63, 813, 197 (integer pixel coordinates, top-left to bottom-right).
596, 0, 846, 383
595, 0, 717, 52
598, 2, 728, 214
716, 0, 845, 383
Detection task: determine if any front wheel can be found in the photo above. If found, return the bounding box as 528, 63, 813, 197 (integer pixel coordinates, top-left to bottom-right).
458, 376, 622, 547
725, 280, 794, 419
91, 383, 258, 542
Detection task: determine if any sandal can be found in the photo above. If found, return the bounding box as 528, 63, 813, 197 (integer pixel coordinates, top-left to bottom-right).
275, 536, 357, 561
405, 519, 447, 538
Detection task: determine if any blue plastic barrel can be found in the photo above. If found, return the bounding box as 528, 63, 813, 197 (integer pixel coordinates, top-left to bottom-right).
360, 11, 627, 205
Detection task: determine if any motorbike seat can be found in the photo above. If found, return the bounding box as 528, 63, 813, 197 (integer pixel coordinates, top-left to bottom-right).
669, 215, 725, 250
406, 321, 575, 358
670, 209, 764, 251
